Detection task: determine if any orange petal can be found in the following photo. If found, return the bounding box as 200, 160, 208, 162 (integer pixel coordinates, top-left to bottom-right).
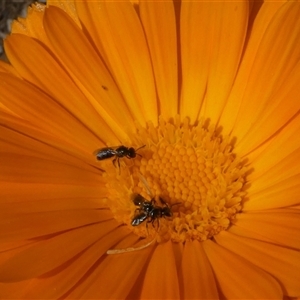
238, 60, 300, 156
11, 1, 80, 47
4, 34, 119, 144
1, 209, 112, 243
11, 3, 48, 44
44, 6, 136, 139
0, 122, 103, 185
0, 240, 37, 265
233, 209, 300, 249
0, 62, 22, 116
23, 227, 133, 299
0, 220, 119, 282
220, 1, 288, 134
0, 61, 20, 76
215, 230, 300, 296
223, 2, 300, 153
0, 227, 129, 298
0, 239, 34, 253
0, 112, 103, 167
139, 1, 178, 119
181, 241, 219, 299
47, 0, 80, 27
0, 153, 100, 185
0, 73, 104, 151
244, 116, 300, 210
246, 173, 300, 210
180, 1, 248, 123
140, 241, 180, 299
0, 281, 35, 299
203, 239, 283, 298
0, 182, 106, 206
248, 114, 300, 180
75, 1, 158, 125
66, 234, 152, 298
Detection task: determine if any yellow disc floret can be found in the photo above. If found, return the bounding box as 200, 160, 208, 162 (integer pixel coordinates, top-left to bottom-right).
101, 117, 249, 243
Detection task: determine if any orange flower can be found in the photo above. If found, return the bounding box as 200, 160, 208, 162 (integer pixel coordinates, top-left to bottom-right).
1, 1, 300, 299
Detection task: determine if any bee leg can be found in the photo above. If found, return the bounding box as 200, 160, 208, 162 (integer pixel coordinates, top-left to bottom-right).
134, 208, 142, 215
112, 158, 121, 174
112, 158, 117, 168
151, 198, 157, 205
159, 197, 168, 206
146, 221, 149, 235
152, 218, 160, 231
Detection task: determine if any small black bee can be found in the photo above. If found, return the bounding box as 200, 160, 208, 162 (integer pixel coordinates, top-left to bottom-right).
131, 194, 180, 228
94, 145, 145, 168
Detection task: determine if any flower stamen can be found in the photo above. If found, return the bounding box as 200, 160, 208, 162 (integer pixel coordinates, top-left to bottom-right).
100, 117, 249, 243
106, 237, 156, 255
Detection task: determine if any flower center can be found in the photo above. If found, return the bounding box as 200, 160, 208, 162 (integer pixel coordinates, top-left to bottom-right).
101, 117, 248, 243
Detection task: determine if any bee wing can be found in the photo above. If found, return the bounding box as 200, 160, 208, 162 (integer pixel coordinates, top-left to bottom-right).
131, 211, 148, 226
131, 193, 147, 206
138, 173, 154, 198
93, 147, 107, 156
93, 146, 121, 155
93, 147, 119, 160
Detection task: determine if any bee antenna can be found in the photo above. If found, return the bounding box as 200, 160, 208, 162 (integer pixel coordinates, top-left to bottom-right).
136, 145, 146, 152
170, 202, 181, 208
